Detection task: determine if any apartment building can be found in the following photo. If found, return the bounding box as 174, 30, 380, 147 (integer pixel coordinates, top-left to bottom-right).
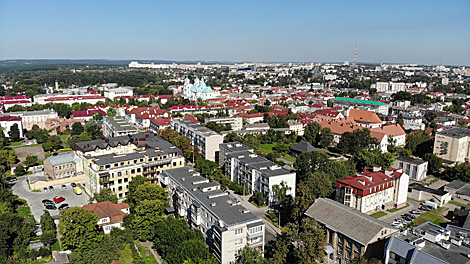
171, 118, 224, 162
335, 166, 409, 213
74, 132, 185, 199
305, 198, 398, 263
44, 152, 81, 179
221, 142, 296, 204
219, 142, 254, 168
103, 116, 138, 138
392, 156, 428, 181
161, 167, 265, 264
384, 222, 470, 264
205, 117, 243, 131
4, 110, 58, 130
433, 128, 470, 163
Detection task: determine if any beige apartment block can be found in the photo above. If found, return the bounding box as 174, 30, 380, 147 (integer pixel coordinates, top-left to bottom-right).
434, 127, 470, 163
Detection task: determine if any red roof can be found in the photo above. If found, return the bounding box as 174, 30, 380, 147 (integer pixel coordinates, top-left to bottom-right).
0, 116, 22, 121
0, 96, 31, 101
73, 110, 107, 117
0, 100, 31, 105
150, 117, 171, 126
82, 201, 130, 225
268, 110, 288, 116
45, 95, 105, 102
235, 113, 264, 118
168, 105, 198, 110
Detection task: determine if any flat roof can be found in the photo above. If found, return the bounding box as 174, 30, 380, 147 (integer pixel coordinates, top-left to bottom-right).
437, 127, 470, 138
163, 167, 263, 227
104, 116, 137, 133
219, 142, 254, 153
409, 183, 449, 196
396, 155, 428, 165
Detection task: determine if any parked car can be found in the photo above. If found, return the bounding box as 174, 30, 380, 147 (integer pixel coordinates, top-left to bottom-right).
6, 177, 17, 182
73, 187, 82, 195
70, 183, 77, 188
53, 196, 65, 203
45, 204, 57, 210
43, 187, 49, 192
58, 204, 69, 210
42, 199, 53, 204
62, 185, 67, 189
49, 186, 55, 191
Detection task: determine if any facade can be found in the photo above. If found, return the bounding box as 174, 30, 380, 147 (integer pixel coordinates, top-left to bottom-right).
44, 152, 81, 179
218, 142, 254, 168
103, 116, 138, 138
171, 118, 224, 162
221, 142, 296, 204
235, 113, 264, 124
433, 128, 470, 163
82, 201, 130, 234
0, 116, 23, 138
392, 156, 428, 181
335, 166, 409, 213
287, 120, 304, 135
74, 132, 185, 199
206, 117, 243, 131
384, 222, 470, 264
3, 110, 58, 130
407, 183, 451, 206
103, 87, 133, 100
305, 198, 398, 264
125, 107, 170, 129
39, 95, 106, 105
333, 97, 390, 115
371, 124, 406, 146
373, 82, 407, 93
162, 167, 265, 264
183, 77, 221, 100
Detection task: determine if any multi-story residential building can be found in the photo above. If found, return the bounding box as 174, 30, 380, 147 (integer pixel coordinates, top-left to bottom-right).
171, 118, 224, 162
221, 142, 296, 204
3, 110, 58, 130
0, 116, 23, 138
235, 113, 264, 124
333, 97, 390, 115
82, 201, 130, 234
161, 167, 265, 264
392, 156, 428, 181
305, 198, 398, 264
371, 124, 406, 147
103, 116, 138, 138
334, 166, 409, 213
44, 152, 81, 179
384, 222, 470, 264
218, 142, 254, 168
124, 107, 169, 129
433, 128, 470, 163
287, 119, 304, 135
74, 132, 185, 199
205, 117, 243, 131
373, 82, 407, 93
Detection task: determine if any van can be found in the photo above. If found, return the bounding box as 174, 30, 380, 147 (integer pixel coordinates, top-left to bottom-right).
73, 187, 82, 195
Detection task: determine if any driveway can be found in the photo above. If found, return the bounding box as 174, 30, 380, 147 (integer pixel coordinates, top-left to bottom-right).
378, 199, 420, 224
11, 176, 89, 222
228, 191, 281, 243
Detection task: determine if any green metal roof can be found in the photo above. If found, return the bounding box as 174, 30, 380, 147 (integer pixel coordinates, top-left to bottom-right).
334, 97, 388, 106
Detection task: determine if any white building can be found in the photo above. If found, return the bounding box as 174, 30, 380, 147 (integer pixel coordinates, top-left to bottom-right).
0, 116, 23, 138
182, 77, 221, 100
3, 110, 58, 130
392, 156, 428, 181
205, 117, 243, 131
162, 167, 265, 264
373, 82, 408, 93
171, 118, 224, 162
104, 87, 133, 100
82, 201, 130, 234
103, 116, 138, 138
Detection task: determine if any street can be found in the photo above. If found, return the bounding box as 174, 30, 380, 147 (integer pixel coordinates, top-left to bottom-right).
11, 176, 90, 222
378, 199, 420, 223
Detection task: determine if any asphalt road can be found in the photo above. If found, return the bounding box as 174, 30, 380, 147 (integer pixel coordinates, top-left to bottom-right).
11, 176, 89, 222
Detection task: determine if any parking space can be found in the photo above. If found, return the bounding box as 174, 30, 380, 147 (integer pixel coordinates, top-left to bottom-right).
11, 176, 90, 222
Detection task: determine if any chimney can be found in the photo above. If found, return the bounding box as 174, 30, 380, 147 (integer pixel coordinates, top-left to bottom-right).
373, 165, 382, 172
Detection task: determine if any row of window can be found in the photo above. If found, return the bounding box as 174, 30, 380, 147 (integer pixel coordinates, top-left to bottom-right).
55, 164, 74, 171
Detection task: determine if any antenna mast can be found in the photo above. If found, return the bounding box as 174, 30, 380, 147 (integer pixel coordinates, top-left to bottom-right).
354, 38, 358, 66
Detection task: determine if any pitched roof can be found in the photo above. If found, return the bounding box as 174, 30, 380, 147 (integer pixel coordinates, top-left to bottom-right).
334, 97, 388, 106
348, 109, 382, 124
82, 201, 130, 225
371, 124, 406, 137
305, 198, 398, 245
290, 141, 318, 153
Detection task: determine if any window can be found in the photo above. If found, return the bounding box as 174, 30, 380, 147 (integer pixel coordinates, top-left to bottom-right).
235, 239, 243, 246
235, 228, 243, 235
118, 172, 122, 177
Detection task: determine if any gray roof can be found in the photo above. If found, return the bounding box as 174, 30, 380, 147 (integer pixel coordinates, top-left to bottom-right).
104, 116, 137, 133
437, 127, 470, 138
173, 118, 221, 137
290, 141, 318, 153
47, 152, 80, 166
409, 183, 449, 196
163, 167, 263, 227
395, 155, 428, 165
219, 142, 254, 153
74, 132, 164, 152
445, 180, 467, 191
386, 236, 448, 264
304, 198, 398, 245
227, 150, 294, 178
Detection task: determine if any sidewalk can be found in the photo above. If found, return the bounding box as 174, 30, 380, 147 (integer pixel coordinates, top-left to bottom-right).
139, 241, 163, 264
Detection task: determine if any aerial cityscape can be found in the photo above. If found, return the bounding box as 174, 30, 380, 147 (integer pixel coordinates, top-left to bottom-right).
0, 1, 469, 264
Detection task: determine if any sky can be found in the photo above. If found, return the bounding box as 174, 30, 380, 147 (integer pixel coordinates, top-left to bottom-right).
0, 0, 469, 65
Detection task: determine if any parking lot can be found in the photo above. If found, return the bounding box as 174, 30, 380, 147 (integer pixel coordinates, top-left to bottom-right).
11, 176, 90, 222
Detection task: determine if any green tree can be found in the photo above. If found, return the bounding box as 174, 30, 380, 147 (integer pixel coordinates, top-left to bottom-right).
85, 122, 103, 140
40, 210, 56, 233
423, 153, 442, 175
337, 129, 378, 155
58, 207, 101, 251
128, 182, 167, 209
424, 112, 437, 122
318, 127, 334, 148
40, 230, 57, 246
71, 122, 84, 136
237, 246, 272, 263
249, 192, 266, 207
399, 148, 412, 158
8, 123, 21, 142
129, 199, 165, 241
351, 150, 395, 171
25, 155, 40, 168
14, 164, 27, 176
107, 107, 117, 116
91, 189, 118, 204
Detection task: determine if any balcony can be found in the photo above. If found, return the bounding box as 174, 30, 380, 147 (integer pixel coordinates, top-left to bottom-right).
143, 159, 171, 168
247, 230, 263, 240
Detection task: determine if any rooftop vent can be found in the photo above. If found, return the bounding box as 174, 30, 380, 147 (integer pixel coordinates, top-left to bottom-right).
192, 188, 198, 192
211, 202, 216, 207
241, 209, 250, 214
181, 177, 185, 181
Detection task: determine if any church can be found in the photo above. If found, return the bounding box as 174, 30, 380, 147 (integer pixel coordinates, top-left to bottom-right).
182, 77, 220, 100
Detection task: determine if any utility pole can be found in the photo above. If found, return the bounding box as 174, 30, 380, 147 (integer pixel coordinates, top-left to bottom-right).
354, 38, 358, 67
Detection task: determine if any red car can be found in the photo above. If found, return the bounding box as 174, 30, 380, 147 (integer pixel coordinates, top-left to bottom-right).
53, 196, 65, 203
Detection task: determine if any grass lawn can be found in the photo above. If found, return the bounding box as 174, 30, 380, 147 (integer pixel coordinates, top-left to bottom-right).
259, 143, 277, 154
135, 242, 159, 264
59, 135, 69, 148
281, 154, 296, 163
118, 244, 133, 264
413, 207, 448, 226
8, 141, 23, 147
370, 211, 388, 218
51, 240, 61, 251
449, 201, 467, 207
16, 199, 34, 220
12, 143, 41, 149
387, 203, 410, 213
